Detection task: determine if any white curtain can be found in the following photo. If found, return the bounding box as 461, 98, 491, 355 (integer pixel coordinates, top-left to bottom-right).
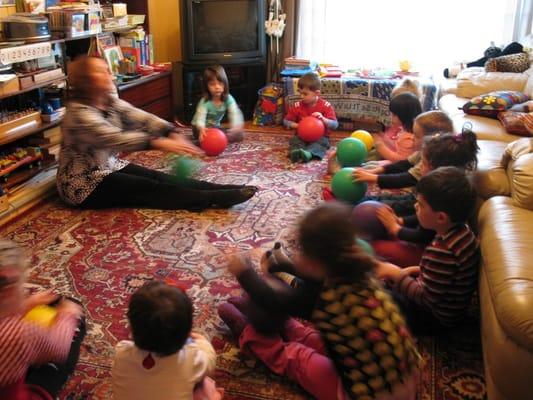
296, 0, 523, 75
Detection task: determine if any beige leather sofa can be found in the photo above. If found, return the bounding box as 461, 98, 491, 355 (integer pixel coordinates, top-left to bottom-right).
439, 73, 533, 400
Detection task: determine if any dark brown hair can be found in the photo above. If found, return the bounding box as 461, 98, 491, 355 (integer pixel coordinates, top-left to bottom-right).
202, 65, 229, 101
298, 202, 376, 281
422, 126, 479, 171
127, 281, 193, 356
389, 92, 422, 132
417, 166, 477, 223
297, 72, 321, 91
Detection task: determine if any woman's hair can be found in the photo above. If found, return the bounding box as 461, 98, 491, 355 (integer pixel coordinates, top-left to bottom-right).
414, 110, 454, 136
389, 92, 422, 132
67, 55, 111, 100
127, 281, 193, 356
422, 126, 479, 171
298, 202, 376, 281
297, 72, 321, 91
202, 65, 229, 101
391, 78, 421, 100
417, 166, 477, 223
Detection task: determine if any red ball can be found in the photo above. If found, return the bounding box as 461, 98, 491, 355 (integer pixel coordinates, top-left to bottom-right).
200, 128, 228, 156
297, 116, 325, 142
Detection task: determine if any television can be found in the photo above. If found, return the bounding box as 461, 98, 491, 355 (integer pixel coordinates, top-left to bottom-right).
181, 0, 266, 65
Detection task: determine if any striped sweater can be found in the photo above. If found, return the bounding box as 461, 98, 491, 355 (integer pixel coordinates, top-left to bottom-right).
0, 313, 79, 395
396, 224, 480, 326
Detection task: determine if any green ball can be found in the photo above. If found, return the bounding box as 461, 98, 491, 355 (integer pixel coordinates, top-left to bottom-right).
331, 168, 367, 203
355, 238, 375, 255
336, 137, 368, 167
170, 156, 202, 183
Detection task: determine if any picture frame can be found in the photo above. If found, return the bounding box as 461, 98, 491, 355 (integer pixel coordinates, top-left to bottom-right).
70, 13, 86, 36
103, 45, 123, 75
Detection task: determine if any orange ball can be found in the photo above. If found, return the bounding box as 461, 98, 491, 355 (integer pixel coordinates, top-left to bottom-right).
200, 128, 228, 156
297, 116, 325, 142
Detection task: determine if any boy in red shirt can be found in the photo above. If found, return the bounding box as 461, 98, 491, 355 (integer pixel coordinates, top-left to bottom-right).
284, 72, 338, 162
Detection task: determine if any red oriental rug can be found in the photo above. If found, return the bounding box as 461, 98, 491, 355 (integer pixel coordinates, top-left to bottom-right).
1, 130, 486, 400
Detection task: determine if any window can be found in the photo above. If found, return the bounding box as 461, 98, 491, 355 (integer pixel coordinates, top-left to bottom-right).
296, 0, 524, 75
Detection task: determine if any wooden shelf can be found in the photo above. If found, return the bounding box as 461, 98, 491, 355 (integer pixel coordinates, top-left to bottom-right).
0, 76, 67, 101
1, 159, 56, 192
0, 119, 63, 147
117, 71, 171, 92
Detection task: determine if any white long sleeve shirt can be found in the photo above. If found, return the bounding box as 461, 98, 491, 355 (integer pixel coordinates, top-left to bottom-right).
111, 336, 216, 400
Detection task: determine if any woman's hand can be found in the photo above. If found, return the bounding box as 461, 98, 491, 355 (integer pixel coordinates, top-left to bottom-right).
353, 168, 378, 184
151, 136, 203, 156
362, 166, 385, 175
376, 206, 403, 237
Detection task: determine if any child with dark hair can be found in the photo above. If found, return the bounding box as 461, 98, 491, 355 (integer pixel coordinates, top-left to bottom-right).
191, 65, 244, 142
0, 240, 85, 400
284, 72, 338, 163
376, 167, 480, 333
355, 110, 454, 190
354, 125, 479, 267
373, 92, 422, 162
220, 202, 420, 400
112, 281, 222, 400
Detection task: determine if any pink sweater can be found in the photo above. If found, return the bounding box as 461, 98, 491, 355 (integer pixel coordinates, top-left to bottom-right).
375, 127, 416, 162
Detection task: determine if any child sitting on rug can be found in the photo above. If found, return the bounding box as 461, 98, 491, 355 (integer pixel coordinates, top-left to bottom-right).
350, 127, 479, 267
0, 240, 85, 400
372, 78, 423, 161
284, 72, 339, 163
353, 126, 479, 216
376, 167, 480, 334
112, 281, 223, 400
219, 202, 420, 400
191, 65, 245, 143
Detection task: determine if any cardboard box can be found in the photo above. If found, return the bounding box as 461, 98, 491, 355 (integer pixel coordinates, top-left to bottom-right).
0, 74, 19, 96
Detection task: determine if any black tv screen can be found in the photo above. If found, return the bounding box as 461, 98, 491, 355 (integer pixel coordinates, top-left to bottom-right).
182, 0, 266, 64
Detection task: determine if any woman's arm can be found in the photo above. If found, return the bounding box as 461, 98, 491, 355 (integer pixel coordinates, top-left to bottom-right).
115, 98, 174, 137
66, 104, 153, 152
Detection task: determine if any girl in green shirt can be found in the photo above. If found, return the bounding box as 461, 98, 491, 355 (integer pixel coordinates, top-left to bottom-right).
191, 65, 244, 143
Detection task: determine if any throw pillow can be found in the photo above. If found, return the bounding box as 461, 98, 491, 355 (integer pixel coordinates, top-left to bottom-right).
485, 52, 530, 73
497, 111, 532, 136
462, 91, 530, 118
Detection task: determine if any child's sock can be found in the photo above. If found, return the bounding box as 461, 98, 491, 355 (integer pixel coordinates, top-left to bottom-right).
299, 149, 312, 163
290, 149, 301, 163
272, 242, 293, 266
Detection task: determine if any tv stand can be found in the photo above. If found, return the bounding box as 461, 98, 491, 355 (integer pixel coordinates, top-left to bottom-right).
176, 62, 266, 122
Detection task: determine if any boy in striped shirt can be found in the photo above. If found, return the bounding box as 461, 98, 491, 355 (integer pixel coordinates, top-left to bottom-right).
376, 166, 480, 333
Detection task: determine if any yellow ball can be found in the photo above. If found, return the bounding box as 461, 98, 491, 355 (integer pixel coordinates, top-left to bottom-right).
24, 305, 57, 328
351, 130, 374, 151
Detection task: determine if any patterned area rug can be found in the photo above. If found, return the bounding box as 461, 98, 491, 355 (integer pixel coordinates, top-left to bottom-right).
1, 130, 486, 400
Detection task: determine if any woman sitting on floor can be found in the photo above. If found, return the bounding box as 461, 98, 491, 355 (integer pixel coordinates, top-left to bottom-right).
56, 56, 257, 211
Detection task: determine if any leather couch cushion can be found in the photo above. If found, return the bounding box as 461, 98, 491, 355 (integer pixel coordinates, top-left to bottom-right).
478, 196, 533, 350
474, 141, 510, 198
455, 68, 528, 98
439, 94, 523, 142
509, 153, 533, 210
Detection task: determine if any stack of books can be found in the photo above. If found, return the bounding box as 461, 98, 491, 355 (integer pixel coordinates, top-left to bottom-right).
281, 56, 317, 77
